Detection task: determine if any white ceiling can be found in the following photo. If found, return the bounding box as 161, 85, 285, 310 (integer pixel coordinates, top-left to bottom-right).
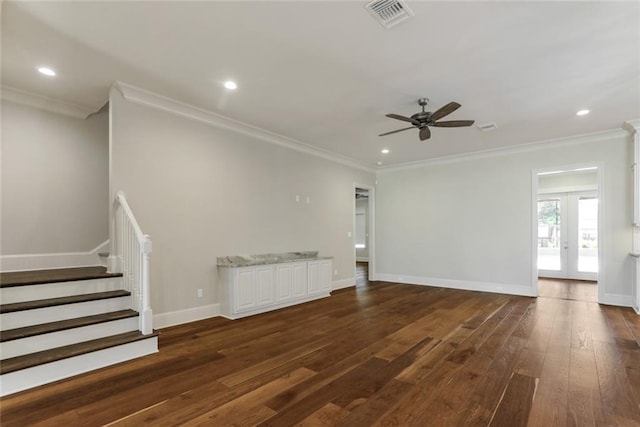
2, 1, 639, 167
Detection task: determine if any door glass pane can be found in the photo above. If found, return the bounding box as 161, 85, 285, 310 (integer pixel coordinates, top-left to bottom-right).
578, 197, 598, 273
538, 199, 561, 271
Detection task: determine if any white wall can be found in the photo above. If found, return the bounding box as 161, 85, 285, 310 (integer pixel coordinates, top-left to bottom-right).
376, 132, 634, 301
1, 100, 109, 256
109, 88, 375, 317
538, 170, 597, 193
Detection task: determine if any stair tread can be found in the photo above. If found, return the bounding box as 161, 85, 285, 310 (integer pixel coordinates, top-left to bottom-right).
0, 266, 122, 288
0, 330, 158, 375
0, 290, 131, 314
0, 310, 139, 342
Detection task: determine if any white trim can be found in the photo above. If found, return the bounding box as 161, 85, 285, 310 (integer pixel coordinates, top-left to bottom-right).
537, 185, 597, 195
530, 162, 604, 298
376, 273, 536, 297
622, 119, 640, 134
377, 129, 627, 172
1, 85, 97, 119
356, 257, 370, 262
332, 278, 355, 291
154, 304, 221, 329
600, 293, 634, 308
596, 164, 606, 304
0, 240, 109, 272
111, 81, 375, 173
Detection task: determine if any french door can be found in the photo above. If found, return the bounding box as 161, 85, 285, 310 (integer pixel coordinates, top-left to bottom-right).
537, 192, 598, 280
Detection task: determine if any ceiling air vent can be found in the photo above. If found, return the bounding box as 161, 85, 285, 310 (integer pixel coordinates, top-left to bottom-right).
477, 122, 498, 131
365, 0, 414, 29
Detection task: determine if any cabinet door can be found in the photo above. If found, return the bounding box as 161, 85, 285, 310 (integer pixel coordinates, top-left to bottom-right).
256, 266, 274, 306
307, 261, 320, 295
276, 264, 292, 302
291, 263, 307, 298
319, 260, 332, 292
235, 269, 256, 312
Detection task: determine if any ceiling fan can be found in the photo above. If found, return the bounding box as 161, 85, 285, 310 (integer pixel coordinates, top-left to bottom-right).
380, 98, 474, 141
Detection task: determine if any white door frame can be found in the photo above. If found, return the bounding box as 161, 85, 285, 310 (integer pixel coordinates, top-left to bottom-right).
531, 163, 605, 302
354, 183, 376, 282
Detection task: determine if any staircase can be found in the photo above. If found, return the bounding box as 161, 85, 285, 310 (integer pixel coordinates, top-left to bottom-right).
0, 266, 158, 396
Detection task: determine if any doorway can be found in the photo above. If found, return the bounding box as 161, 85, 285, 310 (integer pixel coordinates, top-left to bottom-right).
354, 185, 375, 285
537, 191, 598, 280
533, 165, 602, 299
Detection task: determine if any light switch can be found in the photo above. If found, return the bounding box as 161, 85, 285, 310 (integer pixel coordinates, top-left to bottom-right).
347, 231, 352, 237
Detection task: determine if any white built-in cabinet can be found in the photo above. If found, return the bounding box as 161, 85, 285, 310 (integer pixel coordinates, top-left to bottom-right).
219, 259, 332, 319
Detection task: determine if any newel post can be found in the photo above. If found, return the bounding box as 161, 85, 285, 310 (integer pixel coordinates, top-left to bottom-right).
107, 192, 124, 273
140, 235, 153, 334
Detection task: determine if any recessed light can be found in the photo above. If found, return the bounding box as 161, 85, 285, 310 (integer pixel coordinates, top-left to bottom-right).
37, 67, 56, 76
576, 109, 590, 116
224, 80, 237, 90
381, 149, 390, 154
377, 161, 383, 165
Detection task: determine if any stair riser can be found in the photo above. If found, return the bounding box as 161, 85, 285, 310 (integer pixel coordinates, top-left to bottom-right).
1, 317, 139, 359
1, 298, 130, 330
0, 336, 158, 396
0, 278, 123, 304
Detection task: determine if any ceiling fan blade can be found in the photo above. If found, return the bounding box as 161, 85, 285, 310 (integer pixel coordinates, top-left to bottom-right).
379, 126, 415, 136
431, 120, 475, 127
419, 127, 431, 141
428, 102, 461, 122
386, 113, 420, 126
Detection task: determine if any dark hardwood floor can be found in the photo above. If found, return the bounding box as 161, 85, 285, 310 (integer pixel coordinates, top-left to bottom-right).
538, 277, 598, 302
1, 268, 639, 426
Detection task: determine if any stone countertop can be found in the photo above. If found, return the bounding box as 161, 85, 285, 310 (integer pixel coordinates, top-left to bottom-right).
217, 251, 332, 267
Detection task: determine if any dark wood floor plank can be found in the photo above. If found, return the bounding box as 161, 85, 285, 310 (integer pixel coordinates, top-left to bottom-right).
297, 402, 351, 426
593, 340, 640, 425
567, 347, 605, 427
489, 372, 536, 427
1, 268, 638, 427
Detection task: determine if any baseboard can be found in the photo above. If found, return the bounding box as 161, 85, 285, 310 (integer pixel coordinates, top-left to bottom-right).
356, 257, 369, 262
154, 304, 221, 329
376, 273, 536, 297
0, 240, 109, 272
332, 277, 355, 291
599, 293, 634, 308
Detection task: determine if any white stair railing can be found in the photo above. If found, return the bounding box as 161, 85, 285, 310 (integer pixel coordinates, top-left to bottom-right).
111, 191, 153, 335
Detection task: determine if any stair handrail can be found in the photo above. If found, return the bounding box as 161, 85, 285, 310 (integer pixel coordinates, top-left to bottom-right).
112, 191, 153, 335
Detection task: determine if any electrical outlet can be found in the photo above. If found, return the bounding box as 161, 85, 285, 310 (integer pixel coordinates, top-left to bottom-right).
295, 195, 300, 203
197, 289, 203, 298
334, 269, 338, 276
347, 231, 352, 238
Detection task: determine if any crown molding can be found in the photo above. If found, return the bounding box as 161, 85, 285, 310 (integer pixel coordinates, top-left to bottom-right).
1, 85, 97, 119
111, 81, 375, 173
623, 119, 640, 133
377, 127, 629, 173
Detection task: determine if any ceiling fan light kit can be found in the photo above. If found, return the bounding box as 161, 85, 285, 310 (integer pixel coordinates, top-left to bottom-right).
380, 98, 475, 141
